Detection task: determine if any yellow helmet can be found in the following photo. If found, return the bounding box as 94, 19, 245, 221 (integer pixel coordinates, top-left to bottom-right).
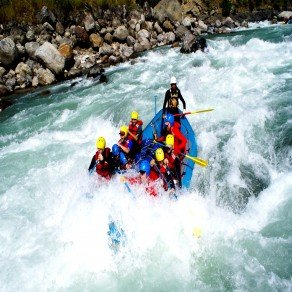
155, 148, 164, 162
131, 111, 139, 120
119, 125, 128, 136
165, 134, 174, 147
96, 137, 106, 150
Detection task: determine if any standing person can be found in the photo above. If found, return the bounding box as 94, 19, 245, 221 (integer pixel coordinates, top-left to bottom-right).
88, 137, 112, 179
162, 76, 186, 121
128, 111, 143, 156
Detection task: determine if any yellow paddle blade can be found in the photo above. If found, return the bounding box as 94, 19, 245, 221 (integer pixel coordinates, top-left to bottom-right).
191, 108, 214, 115
192, 227, 202, 238
185, 155, 208, 167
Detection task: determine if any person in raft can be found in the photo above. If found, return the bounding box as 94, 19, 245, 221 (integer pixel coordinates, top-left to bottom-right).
162, 76, 186, 122
127, 111, 143, 156
88, 137, 112, 179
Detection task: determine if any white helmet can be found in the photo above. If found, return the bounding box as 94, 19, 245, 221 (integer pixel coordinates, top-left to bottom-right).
170, 76, 177, 84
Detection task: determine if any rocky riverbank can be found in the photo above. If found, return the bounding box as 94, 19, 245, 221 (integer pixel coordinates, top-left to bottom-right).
0, 0, 291, 111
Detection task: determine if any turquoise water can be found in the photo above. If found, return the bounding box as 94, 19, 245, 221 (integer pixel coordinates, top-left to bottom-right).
0, 24, 291, 291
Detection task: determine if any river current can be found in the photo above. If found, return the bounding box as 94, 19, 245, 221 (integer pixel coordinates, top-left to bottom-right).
0, 24, 291, 291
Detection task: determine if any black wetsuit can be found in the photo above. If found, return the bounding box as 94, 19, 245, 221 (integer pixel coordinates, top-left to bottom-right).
162, 87, 186, 119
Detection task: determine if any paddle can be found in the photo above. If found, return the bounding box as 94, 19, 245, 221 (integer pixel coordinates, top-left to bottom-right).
153, 141, 208, 167
173, 108, 214, 117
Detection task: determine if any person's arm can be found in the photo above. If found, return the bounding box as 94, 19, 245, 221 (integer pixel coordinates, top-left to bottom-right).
178, 88, 186, 110
173, 128, 187, 152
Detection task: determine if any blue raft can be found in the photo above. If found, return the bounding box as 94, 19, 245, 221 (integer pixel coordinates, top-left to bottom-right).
142, 109, 198, 189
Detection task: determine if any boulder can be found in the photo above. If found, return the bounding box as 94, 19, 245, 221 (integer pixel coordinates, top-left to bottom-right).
35, 42, 65, 75
113, 25, 129, 42
58, 43, 73, 61
83, 13, 96, 32
119, 44, 134, 59
99, 43, 114, 56
128, 19, 138, 30
104, 33, 113, 44
153, 0, 182, 23
25, 42, 40, 60
74, 26, 89, 46
42, 22, 54, 32
197, 20, 208, 32
56, 22, 65, 35
180, 33, 196, 53
10, 26, 26, 44
175, 25, 190, 40
26, 29, 36, 41
35, 68, 56, 85
0, 37, 18, 66
137, 29, 150, 41
222, 17, 235, 29
154, 22, 163, 34
90, 33, 103, 49
165, 32, 176, 44
127, 35, 136, 46
139, 38, 151, 51
15, 62, 32, 86
182, 0, 206, 16
163, 20, 174, 31
0, 67, 6, 78
278, 11, 292, 21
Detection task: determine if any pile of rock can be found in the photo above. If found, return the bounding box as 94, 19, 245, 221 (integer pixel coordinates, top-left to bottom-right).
0, 0, 289, 99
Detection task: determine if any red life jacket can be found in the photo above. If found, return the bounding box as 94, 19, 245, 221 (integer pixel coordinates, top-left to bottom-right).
95, 148, 111, 179
128, 120, 143, 141
165, 151, 177, 170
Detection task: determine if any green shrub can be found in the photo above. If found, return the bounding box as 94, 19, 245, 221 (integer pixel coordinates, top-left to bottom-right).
220, 0, 232, 16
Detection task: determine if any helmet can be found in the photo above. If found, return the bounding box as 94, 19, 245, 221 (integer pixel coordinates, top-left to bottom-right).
165, 113, 174, 126
96, 137, 106, 150
170, 76, 177, 84
139, 160, 150, 176
119, 125, 128, 136
155, 148, 164, 162
131, 111, 139, 120
165, 134, 174, 147
112, 144, 120, 156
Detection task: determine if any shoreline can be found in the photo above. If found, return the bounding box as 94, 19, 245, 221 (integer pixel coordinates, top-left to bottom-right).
0, 2, 291, 112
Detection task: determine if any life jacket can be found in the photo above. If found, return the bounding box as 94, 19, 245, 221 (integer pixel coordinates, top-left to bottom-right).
164, 151, 177, 170
119, 137, 133, 154
95, 148, 111, 179
128, 120, 143, 142
168, 89, 179, 108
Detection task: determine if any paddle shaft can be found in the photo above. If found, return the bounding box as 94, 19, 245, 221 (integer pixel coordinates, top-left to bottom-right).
173, 108, 214, 117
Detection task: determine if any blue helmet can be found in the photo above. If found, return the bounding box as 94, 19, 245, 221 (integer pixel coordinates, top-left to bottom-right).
139, 160, 150, 176
165, 113, 174, 126
112, 144, 120, 156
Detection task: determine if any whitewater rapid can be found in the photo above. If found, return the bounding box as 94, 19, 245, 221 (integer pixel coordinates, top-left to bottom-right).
0, 24, 291, 291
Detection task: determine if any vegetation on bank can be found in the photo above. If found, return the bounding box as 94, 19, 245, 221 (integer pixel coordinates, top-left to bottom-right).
0, 0, 289, 23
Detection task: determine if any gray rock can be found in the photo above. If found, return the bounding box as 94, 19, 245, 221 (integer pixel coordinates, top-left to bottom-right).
119, 44, 134, 59
104, 33, 113, 44
215, 19, 221, 28
135, 23, 141, 32
165, 32, 176, 43
16, 44, 25, 55
137, 29, 150, 41
5, 76, 16, 90
43, 22, 54, 32
140, 38, 151, 51
35, 68, 55, 85
180, 33, 196, 53
154, 22, 163, 34
26, 29, 36, 41
182, 16, 193, 27
157, 33, 165, 44
127, 35, 136, 46
0, 67, 5, 78
197, 20, 208, 32
0, 37, 18, 66
15, 62, 32, 86
113, 25, 129, 42
25, 42, 40, 60
56, 22, 65, 35
35, 41, 65, 75
175, 25, 190, 40
99, 43, 113, 56
83, 13, 96, 32
32, 76, 38, 87
128, 19, 138, 30
134, 42, 143, 53
278, 11, 292, 21
222, 17, 235, 29
241, 20, 248, 28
